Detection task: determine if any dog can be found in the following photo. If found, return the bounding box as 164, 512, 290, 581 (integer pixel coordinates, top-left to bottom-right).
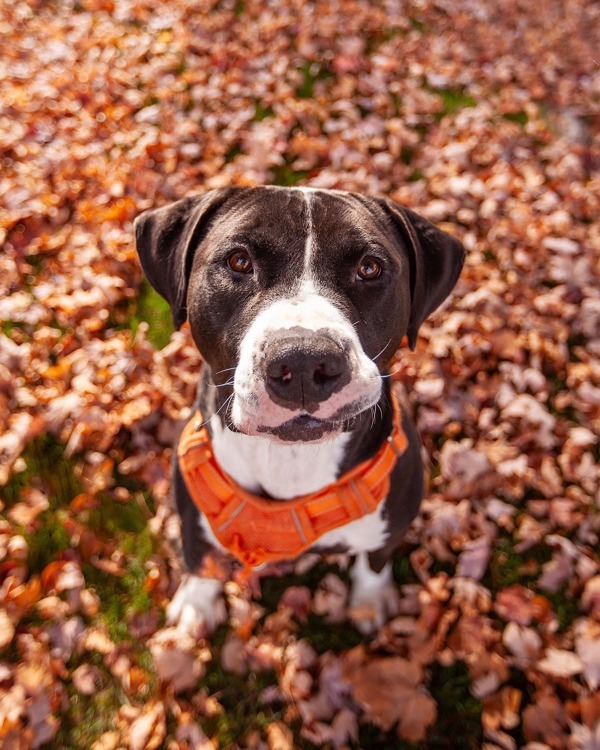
134, 186, 464, 634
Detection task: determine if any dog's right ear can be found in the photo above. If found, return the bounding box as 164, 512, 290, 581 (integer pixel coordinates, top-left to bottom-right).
134, 188, 236, 329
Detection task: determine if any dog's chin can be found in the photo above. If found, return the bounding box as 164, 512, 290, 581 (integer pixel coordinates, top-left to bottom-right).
256, 414, 340, 443
236, 406, 372, 444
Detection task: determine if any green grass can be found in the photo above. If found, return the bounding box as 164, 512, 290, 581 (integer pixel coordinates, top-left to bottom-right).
2, 434, 83, 572
259, 560, 365, 654
503, 111, 529, 126
259, 559, 350, 612
129, 280, 174, 349
253, 100, 275, 121
78, 492, 159, 641
54, 671, 125, 749
487, 537, 530, 590
298, 612, 365, 654
295, 61, 332, 99
2, 433, 82, 509
202, 661, 282, 747
431, 86, 477, 119
487, 537, 579, 632
271, 164, 310, 187
3, 432, 161, 749
392, 548, 419, 586
3, 435, 159, 635
543, 588, 580, 633
427, 661, 483, 749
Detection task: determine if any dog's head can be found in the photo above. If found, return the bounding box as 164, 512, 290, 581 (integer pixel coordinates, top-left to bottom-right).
135, 187, 464, 442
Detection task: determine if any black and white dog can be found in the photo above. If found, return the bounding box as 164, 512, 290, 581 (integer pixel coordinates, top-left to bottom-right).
134, 186, 464, 633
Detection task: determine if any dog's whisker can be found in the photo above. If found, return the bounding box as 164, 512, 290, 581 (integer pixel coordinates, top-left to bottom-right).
371, 338, 392, 363
213, 366, 237, 376
207, 377, 235, 388
380, 367, 402, 380
196, 392, 234, 429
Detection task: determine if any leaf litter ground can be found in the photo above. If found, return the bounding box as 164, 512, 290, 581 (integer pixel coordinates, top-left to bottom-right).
1, 0, 599, 748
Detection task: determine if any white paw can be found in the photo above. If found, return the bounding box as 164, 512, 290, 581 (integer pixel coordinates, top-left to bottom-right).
348, 554, 398, 635
166, 574, 226, 637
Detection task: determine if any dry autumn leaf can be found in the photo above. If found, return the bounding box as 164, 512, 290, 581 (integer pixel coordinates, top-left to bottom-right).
1, 0, 599, 747
341, 646, 437, 741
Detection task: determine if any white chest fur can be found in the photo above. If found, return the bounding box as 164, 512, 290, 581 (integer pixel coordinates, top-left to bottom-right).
210, 420, 350, 499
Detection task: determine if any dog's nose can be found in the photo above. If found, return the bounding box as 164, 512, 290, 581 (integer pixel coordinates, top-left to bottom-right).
264, 334, 349, 407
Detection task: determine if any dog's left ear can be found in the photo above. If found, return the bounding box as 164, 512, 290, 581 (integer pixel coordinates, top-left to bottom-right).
379, 198, 466, 350
134, 188, 236, 329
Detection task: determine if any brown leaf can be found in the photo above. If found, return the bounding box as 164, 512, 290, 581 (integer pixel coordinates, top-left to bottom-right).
266, 721, 294, 750
502, 621, 542, 667
494, 585, 553, 626
0, 609, 15, 650
72, 664, 102, 695
456, 536, 492, 580
312, 573, 348, 624
537, 648, 583, 678
341, 646, 436, 741
7, 488, 49, 528
574, 620, 600, 691
522, 693, 568, 746
148, 627, 209, 693
128, 701, 166, 750
221, 632, 248, 676
175, 721, 214, 750
279, 586, 312, 623
482, 687, 522, 731
91, 731, 121, 750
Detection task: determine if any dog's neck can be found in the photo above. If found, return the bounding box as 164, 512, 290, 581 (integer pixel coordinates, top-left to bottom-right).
197, 367, 393, 500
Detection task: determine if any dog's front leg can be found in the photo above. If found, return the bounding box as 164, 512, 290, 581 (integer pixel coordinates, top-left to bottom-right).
349, 552, 399, 634
166, 573, 226, 636
167, 452, 227, 636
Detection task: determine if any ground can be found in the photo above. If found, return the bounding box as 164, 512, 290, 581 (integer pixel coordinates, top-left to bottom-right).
0, 0, 599, 748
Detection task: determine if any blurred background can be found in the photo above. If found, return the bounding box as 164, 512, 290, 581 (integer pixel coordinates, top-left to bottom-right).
1, 1, 599, 748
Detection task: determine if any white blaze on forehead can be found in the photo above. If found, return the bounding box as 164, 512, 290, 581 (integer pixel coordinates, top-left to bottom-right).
300, 187, 318, 277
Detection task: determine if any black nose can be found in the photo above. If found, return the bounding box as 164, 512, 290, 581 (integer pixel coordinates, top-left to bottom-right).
264, 334, 350, 408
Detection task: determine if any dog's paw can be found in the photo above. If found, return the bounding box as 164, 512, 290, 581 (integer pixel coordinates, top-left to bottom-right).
166, 574, 226, 637
348, 554, 399, 635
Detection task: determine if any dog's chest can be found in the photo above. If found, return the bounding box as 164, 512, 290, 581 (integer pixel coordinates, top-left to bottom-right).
210, 420, 350, 498
206, 421, 390, 555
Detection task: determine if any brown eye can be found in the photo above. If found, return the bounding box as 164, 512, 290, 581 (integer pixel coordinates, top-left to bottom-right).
356, 256, 382, 281
227, 250, 253, 274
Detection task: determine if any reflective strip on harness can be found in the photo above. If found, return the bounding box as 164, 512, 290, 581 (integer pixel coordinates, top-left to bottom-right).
177, 392, 408, 570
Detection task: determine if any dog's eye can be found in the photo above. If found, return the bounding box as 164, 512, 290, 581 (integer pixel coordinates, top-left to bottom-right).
356, 256, 382, 281
227, 250, 253, 274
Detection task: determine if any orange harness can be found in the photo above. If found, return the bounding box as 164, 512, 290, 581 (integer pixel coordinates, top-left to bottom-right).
177, 394, 408, 572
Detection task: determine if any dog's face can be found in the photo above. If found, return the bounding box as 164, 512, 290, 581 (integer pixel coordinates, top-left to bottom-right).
135, 187, 464, 442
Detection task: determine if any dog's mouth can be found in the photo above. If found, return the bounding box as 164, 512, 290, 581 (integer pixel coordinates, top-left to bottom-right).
254, 405, 369, 442
257, 413, 336, 442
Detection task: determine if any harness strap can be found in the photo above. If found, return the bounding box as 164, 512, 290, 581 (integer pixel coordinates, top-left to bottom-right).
178, 391, 408, 571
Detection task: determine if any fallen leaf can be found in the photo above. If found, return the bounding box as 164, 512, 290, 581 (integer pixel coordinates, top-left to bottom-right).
128, 701, 166, 750
148, 627, 209, 693
0, 609, 15, 650
341, 646, 436, 741
537, 648, 583, 678
72, 663, 102, 695
266, 721, 294, 750
220, 632, 248, 676
494, 585, 553, 626
574, 620, 600, 691
502, 621, 542, 667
